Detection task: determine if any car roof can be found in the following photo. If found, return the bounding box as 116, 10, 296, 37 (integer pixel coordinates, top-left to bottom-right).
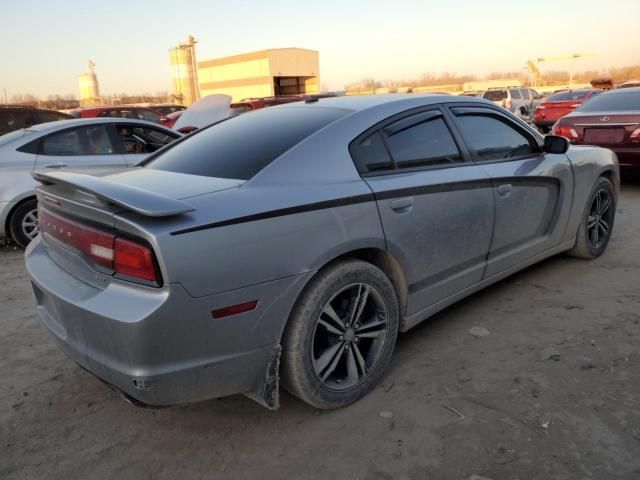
24, 117, 173, 133
604, 86, 640, 95
277, 93, 470, 112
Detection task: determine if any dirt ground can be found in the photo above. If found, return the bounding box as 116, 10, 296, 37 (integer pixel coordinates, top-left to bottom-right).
1, 180, 639, 480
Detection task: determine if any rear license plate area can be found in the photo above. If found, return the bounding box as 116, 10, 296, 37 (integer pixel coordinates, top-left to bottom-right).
584, 128, 624, 144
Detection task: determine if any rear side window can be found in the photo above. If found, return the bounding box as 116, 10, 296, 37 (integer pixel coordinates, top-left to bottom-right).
520, 89, 531, 100
510, 89, 522, 99
455, 114, 538, 161
385, 115, 462, 169
351, 131, 394, 173
351, 111, 462, 174
146, 107, 347, 180
483, 90, 507, 101
40, 125, 114, 156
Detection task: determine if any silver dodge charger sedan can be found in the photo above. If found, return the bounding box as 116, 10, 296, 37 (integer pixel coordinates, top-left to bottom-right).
25, 95, 619, 410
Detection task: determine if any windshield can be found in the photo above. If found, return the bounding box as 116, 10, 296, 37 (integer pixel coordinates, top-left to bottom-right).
577, 91, 640, 112
146, 106, 349, 180
482, 90, 507, 101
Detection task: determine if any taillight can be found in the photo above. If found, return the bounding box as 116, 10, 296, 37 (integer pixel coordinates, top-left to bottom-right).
503, 99, 512, 110
40, 209, 114, 268
39, 208, 160, 285
113, 238, 157, 282
552, 122, 578, 140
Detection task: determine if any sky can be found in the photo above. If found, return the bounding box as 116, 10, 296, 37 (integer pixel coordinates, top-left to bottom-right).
2, 0, 639, 98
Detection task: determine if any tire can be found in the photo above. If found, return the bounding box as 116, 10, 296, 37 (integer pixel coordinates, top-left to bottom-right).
568, 177, 616, 259
281, 259, 399, 409
8, 199, 39, 248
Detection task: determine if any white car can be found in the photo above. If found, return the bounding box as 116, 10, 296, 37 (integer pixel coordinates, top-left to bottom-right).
482, 87, 538, 119
0, 118, 180, 247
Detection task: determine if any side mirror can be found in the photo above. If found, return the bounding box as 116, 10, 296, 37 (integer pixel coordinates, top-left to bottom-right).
543, 135, 570, 154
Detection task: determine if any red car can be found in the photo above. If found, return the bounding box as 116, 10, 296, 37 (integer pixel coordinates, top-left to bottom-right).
534, 89, 602, 133
69, 106, 175, 128
553, 87, 640, 169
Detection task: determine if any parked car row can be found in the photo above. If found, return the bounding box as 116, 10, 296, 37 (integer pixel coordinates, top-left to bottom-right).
534, 88, 602, 132
68, 105, 178, 128
22, 94, 619, 411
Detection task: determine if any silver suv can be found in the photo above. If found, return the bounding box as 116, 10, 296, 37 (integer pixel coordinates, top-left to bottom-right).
482, 87, 538, 119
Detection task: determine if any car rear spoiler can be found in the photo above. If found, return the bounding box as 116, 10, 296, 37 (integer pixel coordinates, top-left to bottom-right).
32, 170, 195, 217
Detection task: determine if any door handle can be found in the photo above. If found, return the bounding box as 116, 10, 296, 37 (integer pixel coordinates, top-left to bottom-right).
497, 184, 512, 197
390, 197, 413, 214
43, 163, 68, 169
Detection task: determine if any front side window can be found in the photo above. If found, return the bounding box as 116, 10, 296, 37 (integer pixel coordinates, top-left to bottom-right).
40, 125, 114, 156
455, 114, 538, 161
117, 126, 176, 154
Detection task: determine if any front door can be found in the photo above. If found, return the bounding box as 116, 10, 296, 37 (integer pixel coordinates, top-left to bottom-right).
350, 107, 495, 317
448, 106, 574, 277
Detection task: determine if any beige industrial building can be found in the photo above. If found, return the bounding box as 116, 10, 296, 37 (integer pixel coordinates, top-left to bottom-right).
198, 48, 319, 102
169, 36, 200, 106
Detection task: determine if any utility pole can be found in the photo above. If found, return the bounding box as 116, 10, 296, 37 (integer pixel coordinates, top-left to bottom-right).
3, 88, 7, 104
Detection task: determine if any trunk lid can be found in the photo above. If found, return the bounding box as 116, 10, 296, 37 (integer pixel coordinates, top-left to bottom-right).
556, 112, 640, 146
33, 169, 244, 287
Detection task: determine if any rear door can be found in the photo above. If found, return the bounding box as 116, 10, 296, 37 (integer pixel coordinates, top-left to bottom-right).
35, 124, 126, 173
351, 107, 495, 316
448, 105, 574, 277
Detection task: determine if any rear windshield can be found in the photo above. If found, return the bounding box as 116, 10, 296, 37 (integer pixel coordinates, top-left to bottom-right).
482, 90, 508, 101
577, 91, 640, 112
146, 106, 348, 180
547, 90, 590, 102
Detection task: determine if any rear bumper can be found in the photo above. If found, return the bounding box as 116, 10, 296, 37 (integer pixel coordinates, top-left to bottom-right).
25, 236, 311, 407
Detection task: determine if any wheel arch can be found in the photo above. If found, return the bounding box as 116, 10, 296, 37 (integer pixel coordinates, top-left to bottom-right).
4, 194, 37, 238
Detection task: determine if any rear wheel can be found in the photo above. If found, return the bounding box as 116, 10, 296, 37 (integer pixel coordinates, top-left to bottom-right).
9, 199, 39, 248
281, 259, 399, 409
568, 177, 616, 259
